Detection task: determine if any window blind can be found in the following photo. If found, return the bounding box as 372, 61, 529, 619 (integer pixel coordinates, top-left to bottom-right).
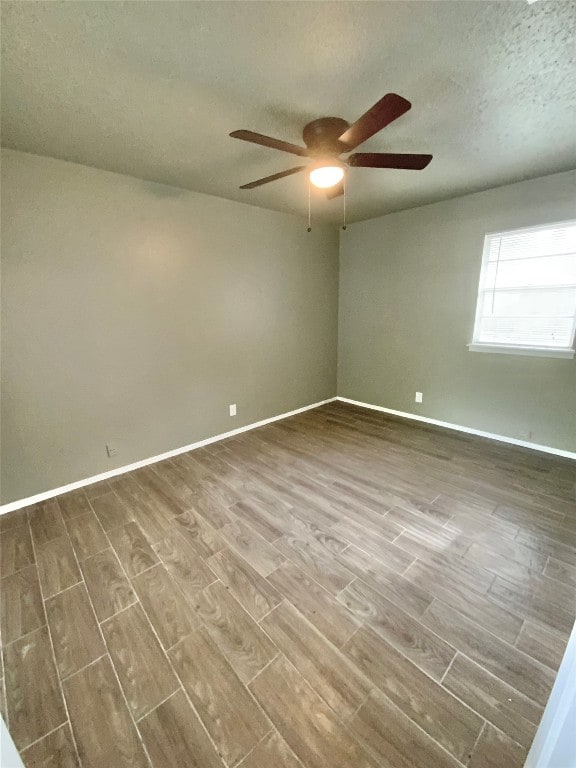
472, 221, 576, 350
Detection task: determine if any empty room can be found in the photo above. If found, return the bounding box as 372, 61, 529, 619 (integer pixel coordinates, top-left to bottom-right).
1, 2, 575, 767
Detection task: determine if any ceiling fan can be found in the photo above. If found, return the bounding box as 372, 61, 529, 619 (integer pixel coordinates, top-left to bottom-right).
230, 93, 432, 199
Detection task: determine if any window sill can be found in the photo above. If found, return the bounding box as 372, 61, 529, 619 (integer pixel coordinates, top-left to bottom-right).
468, 343, 575, 359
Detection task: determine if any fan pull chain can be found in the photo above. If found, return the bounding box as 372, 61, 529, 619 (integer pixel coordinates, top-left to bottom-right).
342, 174, 347, 231
307, 178, 312, 232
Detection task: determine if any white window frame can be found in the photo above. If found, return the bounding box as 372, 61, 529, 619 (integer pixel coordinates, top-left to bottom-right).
468, 220, 576, 360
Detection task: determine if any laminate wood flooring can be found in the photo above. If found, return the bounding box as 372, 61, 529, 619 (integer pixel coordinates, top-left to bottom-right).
1, 401, 575, 767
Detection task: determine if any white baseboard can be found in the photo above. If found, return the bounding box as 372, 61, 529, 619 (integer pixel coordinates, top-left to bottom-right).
0, 397, 337, 515
4, 393, 572, 515
337, 397, 576, 461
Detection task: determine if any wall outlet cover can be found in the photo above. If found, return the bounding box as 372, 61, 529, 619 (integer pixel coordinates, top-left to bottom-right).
415, 392, 423, 403
229, 404, 237, 417
106, 443, 119, 458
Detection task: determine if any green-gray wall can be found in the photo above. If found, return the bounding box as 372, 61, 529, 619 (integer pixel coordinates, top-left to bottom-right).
1, 149, 339, 503
3, 150, 575, 504
338, 170, 576, 452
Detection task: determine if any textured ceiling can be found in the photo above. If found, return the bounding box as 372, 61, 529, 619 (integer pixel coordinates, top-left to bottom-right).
2, 1, 575, 223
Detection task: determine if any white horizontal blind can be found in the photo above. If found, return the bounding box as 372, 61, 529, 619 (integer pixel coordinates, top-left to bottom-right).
473, 221, 576, 350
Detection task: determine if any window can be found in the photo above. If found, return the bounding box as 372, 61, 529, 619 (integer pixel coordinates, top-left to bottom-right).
469, 220, 576, 359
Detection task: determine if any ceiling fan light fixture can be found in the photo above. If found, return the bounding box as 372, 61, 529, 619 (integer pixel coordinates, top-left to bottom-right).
231, 94, 432, 195
309, 162, 345, 189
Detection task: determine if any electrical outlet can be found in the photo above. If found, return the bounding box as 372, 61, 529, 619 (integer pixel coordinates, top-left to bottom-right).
415, 392, 423, 403
229, 404, 237, 417
106, 443, 119, 458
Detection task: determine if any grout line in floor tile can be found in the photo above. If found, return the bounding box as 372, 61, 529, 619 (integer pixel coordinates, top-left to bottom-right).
129, 560, 163, 579
229, 727, 275, 768
348, 602, 547, 734
439, 651, 458, 685
401, 557, 417, 577
1, 621, 50, 648
0, 559, 37, 582
345, 689, 371, 724
244, 652, 281, 688
513, 619, 527, 650
466, 719, 488, 766
69, 543, 110, 563
255, 598, 283, 626
27, 508, 82, 767
59, 653, 109, 683
335, 576, 357, 601
338, 623, 363, 653
58, 507, 156, 768
358, 680, 473, 768
42, 578, 84, 602
135, 687, 181, 723
18, 721, 72, 755
97, 599, 140, 626
97, 516, 229, 768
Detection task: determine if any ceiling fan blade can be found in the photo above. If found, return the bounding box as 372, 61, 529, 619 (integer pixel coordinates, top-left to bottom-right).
339, 94, 412, 151
230, 130, 309, 157
348, 152, 433, 170
326, 182, 344, 199
239, 166, 307, 189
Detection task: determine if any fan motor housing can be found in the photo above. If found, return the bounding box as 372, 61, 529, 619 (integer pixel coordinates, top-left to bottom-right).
302, 117, 350, 156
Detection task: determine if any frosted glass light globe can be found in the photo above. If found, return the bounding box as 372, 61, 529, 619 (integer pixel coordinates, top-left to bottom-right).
309, 165, 345, 189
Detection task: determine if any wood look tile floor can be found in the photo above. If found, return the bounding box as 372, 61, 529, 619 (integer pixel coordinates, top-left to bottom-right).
1, 401, 575, 768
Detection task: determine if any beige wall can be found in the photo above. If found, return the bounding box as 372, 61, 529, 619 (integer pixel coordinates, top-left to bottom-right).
338, 170, 576, 453
1, 149, 339, 503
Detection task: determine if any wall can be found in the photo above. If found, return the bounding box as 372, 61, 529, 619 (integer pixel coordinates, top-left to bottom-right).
1, 149, 339, 503
526, 618, 576, 768
338, 170, 576, 452
0, 717, 24, 768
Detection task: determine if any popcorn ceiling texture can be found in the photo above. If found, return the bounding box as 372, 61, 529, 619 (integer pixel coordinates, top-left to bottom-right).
1, 0, 575, 223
